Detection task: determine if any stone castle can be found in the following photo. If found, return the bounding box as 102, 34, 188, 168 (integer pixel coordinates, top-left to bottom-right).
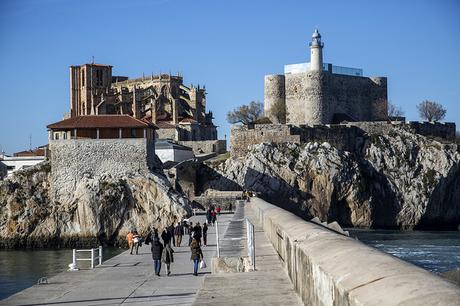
70, 64, 218, 142
231, 29, 456, 157
264, 29, 388, 125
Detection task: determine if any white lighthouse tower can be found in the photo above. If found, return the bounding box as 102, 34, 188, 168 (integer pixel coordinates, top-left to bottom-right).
309, 29, 324, 71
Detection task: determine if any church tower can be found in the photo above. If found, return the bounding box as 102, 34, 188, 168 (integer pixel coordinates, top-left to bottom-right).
309, 29, 324, 71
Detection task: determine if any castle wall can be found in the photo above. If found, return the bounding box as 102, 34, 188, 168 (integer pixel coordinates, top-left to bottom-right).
178, 140, 227, 155
297, 125, 365, 153
230, 124, 301, 157
264, 75, 286, 123
156, 128, 177, 140
329, 74, 387, 122
49, 138, 155, 202
284, 72, 388, 125
285, 71, 332, 125
230, 121, 457, 158
349, 121, 457, 141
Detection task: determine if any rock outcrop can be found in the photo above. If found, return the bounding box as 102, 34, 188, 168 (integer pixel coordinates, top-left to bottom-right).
0, 162, 190, 248
200, 128, 460, 229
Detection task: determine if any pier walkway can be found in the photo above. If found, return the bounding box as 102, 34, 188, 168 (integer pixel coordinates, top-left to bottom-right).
192, 202, 302, 305
1, 213, 233, 306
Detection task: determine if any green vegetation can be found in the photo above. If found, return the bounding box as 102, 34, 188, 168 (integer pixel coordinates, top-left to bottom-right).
226, 101, 264, 125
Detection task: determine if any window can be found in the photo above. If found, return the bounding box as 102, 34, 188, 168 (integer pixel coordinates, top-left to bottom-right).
96, 69, 103, 86
131, 129, 137, 138
81, 70, 85, 86
55, 133, 59, 140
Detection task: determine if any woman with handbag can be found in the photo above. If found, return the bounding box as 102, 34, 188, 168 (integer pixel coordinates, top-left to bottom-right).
162, 243, 174, 276
190, 237, 203, 276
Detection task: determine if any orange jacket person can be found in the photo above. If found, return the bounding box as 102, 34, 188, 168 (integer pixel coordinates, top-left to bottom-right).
127, 231, 134, 255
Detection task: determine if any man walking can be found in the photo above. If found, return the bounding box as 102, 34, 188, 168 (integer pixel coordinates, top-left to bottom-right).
151, 237, 164, 276
168, 224, 176, 247
161, 227, 172, 246
188, 221, 194, 246
174, 222, 184, 247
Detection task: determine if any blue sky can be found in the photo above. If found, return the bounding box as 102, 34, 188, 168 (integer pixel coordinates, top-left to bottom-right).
0, 0, 459, 154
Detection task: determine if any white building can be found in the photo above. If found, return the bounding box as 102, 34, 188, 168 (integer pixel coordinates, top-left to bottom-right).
0, 155, 45, 177
155, 140, 194, 163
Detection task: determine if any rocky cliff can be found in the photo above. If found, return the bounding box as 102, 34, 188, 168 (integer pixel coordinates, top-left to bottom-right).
200, 128, 460, 229
0, 162, 190, 248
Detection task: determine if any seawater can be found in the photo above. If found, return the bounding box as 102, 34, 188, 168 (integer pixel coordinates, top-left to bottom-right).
0, 247, 125, 300
348, 229, 460, 273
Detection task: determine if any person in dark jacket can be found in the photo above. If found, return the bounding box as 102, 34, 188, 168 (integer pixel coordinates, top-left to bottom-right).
202, 223, 208, 246
168, 224, 176, 247
193, 222, 202, 245
174, 222, 184, 247
151, 237, 164, 276
162, 243, 174, 276
206, 208, 212, 225
188, 221, 194, 246
161, 228, 171, 246
144, 228, 158, 245
190, 237, 203, 276
211, 210, 217, 226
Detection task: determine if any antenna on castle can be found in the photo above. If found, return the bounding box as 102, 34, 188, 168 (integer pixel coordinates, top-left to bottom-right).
91, 56, 95, 64
29, 134, 32, 151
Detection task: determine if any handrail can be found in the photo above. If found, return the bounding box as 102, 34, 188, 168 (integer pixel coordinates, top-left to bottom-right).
69, 246, 103, 270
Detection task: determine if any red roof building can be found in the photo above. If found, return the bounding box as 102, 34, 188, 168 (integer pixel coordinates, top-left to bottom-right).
47, 115, 158, 140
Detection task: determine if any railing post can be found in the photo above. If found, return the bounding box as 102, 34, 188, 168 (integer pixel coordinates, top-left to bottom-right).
216, 220, 220, 258
72, 249, 76, 269
99, 246, 103, 266
91, 248, 95, 269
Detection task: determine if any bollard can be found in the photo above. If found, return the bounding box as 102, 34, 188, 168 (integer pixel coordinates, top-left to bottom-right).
72, 249, 76, 267
91, 248, 95, 269
99, 246, 103, 266
216, 220, 220, 258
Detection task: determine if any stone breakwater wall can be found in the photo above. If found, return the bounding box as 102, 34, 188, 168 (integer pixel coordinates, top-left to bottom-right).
49, 138, 155, 201
250, 197, 460, 305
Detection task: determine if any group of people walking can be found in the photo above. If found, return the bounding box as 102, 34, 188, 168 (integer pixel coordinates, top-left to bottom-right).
126, 217, 216, 277
206, 205, 223, 226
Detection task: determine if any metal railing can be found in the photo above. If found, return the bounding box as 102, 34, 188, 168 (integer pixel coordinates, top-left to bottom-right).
70, 246, 103, 270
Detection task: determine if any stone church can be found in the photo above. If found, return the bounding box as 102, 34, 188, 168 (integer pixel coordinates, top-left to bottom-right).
69, 64, 217, 142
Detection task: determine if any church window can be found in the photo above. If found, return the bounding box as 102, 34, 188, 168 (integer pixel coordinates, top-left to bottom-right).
96, 70, 103, 86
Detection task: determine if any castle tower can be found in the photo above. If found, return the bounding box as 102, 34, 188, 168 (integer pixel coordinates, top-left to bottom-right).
264, 75, 286, 124
309, 29, 324, 71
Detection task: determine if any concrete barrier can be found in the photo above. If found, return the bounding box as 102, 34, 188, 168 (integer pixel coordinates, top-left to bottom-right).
250, 197, 460, 305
